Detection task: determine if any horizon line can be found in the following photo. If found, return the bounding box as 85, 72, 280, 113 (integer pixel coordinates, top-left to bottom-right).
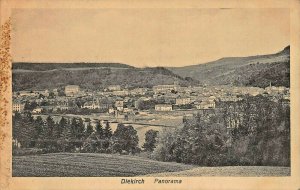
12, 45, 289, 68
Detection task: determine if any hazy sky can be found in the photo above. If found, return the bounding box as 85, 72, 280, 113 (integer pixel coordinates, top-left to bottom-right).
12, 8, 289, 67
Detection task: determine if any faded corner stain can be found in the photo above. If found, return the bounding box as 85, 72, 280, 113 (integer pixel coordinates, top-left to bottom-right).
0, 18, 11, 190
0, 18, 11, 148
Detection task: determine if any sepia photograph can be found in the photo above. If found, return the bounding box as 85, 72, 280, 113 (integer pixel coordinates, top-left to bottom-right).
10, 8, 290, 177
1, 0, 300, 190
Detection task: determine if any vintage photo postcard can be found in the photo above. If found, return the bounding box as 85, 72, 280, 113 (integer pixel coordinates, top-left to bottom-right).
1, 0, 300, 189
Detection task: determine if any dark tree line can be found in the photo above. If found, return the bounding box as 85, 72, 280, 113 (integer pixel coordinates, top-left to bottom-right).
12, 113, 142, 155
152, 95, 290, 166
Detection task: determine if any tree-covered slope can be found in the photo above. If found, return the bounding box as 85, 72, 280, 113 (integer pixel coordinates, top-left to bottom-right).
13, 46, 290, 90
169, 46, 290, 87
12, 66, 196, 91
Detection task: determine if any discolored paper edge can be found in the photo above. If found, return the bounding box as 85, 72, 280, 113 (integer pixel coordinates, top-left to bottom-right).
1, 0, 300, 190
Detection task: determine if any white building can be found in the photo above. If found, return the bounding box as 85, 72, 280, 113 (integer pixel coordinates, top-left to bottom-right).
13, 102, 25, 112
82, 100, 100, 109
32, 107, 43, 114
115, 100, 124, 111
176, 97, 191, 105
130, 88, 147, 96
53, 89, 59, 96
56, 100, 69, 110
18, 91, 37, 97
65, 85, 80, 97
113, 90, 129, 96
155, 104, 173, 111
265, 86, 287, 95
196, 100, 215, 109
108, 107, 115, 114
108, 85, 121, 91
153, 84, 179, 94
13, 138, 21, 148
35, 90, 49, 97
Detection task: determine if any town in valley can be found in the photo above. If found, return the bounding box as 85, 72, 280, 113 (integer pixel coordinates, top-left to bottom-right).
12, 82, 290, 147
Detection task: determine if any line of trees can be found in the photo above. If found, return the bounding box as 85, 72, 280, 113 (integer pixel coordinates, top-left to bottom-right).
12, 113, 145, 155
13, 95, 289, 167
152, 95, 290, 166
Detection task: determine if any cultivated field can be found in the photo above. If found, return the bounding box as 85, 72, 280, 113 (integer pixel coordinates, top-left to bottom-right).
12, 153, 194, 177
13, 153, 291, 177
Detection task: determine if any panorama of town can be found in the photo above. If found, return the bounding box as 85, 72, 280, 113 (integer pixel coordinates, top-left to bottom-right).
13, 83, 290, 146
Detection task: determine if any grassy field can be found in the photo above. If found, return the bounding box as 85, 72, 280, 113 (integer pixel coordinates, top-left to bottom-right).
13, 153, 291, 177
144, 166, 291, 177
12, 153, 194, 177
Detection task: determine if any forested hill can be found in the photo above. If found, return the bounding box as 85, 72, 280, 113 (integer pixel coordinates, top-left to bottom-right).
12, 66, 196, 91
169, 46, 290, 88
12, 62, 134, 71
12, 46, 290, 90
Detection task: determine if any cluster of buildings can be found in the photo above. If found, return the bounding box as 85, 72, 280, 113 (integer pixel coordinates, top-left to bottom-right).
12, 84, 290, 118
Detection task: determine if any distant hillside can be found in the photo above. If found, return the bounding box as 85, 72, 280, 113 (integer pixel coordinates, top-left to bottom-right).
169, 46, 290, 88
12, 66, 196, 91
13, 46, 290, 90
12, 62, 134, 71
214, 60, 290, 88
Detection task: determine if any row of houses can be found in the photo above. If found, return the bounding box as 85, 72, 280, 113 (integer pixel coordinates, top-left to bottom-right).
13, 90, 51, 97
13, 83, 289, 113
15, 84, 290, 105
82, 98, 112, 110
12, 98, 216, 113
154, 99, 216, 112
65, 85, 147, 97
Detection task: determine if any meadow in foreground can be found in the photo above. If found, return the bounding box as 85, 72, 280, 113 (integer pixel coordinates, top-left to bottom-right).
13, 153, 291, 177
12, 153, 195, 177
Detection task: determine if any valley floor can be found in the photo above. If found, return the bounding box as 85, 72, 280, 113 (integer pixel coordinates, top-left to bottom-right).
12, 153, 290, 177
